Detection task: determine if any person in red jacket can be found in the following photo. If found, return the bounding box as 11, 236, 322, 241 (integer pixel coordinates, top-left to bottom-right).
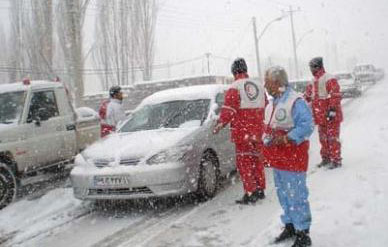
213, 57, 267, 204
99, 99, 111, 137
99, 86, 126, 137
305, 57, 343, 169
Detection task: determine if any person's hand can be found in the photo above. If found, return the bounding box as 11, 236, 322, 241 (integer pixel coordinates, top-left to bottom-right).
327, 108, 336, 121
213, 123, 224, 134
272, 135, 290, 146
244, 134, 260, 143
262, 135, 273, 146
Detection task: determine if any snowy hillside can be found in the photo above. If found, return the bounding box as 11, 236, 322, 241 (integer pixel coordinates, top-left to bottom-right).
0, 80, 387, 247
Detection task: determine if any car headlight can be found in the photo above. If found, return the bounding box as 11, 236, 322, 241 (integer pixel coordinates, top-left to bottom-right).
81, 151, 94, 163
74, 153, 90, 167
146, 145, 193, 165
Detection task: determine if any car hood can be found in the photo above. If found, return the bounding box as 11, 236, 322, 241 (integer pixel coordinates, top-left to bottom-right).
83, 127, 200, 161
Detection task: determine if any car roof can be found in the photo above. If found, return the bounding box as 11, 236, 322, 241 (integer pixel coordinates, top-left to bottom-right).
0, 80, 63, 94
139, 84, 229, 107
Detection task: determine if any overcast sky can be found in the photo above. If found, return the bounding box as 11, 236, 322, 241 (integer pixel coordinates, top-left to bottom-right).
155, 0, 388, 78
1, 0, 387, 89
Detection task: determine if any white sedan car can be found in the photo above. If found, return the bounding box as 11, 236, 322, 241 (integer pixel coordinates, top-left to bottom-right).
70, 84, 236, 201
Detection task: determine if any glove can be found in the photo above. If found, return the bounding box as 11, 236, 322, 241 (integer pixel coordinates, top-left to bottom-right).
327, 108, 336, 121
272, 135, 290, 146
213, 122, 224, 134
244, 134, 260, 143
263, 135, 273, 146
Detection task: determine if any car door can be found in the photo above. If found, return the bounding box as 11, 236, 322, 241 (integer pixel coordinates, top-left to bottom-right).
212, 92, 236, 171
27, 90, 66, 166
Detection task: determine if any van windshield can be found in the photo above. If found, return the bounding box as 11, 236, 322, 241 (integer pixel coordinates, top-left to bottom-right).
0, 91, 25, 125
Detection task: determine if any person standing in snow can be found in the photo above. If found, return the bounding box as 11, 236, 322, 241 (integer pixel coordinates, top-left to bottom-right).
99, 85, 126, 137
262, 66, 313, 247
213, 57, 267, 204
98, 98, 111, 137
305, 57, 343, 169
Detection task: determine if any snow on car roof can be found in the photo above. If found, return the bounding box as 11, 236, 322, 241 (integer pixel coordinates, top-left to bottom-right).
333, 71, 352, 75
138, 84, 228, 107
0, 80, 62, 94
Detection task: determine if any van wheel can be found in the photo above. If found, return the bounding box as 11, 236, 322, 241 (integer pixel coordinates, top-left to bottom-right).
0, 163, 17, 210
196, 152, 219, 200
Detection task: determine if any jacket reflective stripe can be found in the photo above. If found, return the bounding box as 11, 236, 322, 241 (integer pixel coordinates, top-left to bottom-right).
221, 105, 237, 113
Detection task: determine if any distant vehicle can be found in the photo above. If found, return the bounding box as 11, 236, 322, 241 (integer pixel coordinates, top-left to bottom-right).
70, 84, 236, 202
334, 72, 362, 98
0, 80, 100, 209
289, 79, 310, 93
353, 64, 377, 83
375, 68, 385, 81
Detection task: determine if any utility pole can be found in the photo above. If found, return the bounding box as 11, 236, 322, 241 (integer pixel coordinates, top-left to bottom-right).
252, 17, 262, 80
286, 6, 300, 79
167, 61, 171, 78
205, 52, 211, 75
252, 16, 285, 81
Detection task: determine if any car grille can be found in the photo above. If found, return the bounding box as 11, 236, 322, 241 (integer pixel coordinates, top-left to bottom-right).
88, 187, 153, 195
94, 159, 111, 168
120, 158, 140, 166
94, 158, 140, 168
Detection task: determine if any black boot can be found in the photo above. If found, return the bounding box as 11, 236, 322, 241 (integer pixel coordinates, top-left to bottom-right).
274, 223, 295, 243
249, 189, 265, 202
235, 193, 250, 204
328, 161, 342, 169
317, 159, 330, 168
291, 230, 312, 247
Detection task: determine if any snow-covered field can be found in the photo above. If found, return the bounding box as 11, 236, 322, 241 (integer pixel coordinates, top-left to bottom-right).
1, 80, 387, 247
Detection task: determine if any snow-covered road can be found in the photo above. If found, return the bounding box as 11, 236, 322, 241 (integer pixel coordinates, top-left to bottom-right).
1, 80, 387, 247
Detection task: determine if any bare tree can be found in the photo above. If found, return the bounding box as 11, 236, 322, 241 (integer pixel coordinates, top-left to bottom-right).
93, 0, 158, 89
23, 0, 54, 79
135, 0, 157, 81
93, 0, 136, 89
0, 25, 9, 84
56, 0, 90, 107
8, 0, 25, 82
7, 0, 55, 81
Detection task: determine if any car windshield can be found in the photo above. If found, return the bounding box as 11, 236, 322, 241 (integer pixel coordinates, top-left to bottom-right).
120, 99, 210, 132
355, 66, 372, 72
0, 91, 25, 125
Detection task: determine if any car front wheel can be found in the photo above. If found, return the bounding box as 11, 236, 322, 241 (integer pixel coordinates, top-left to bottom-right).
0, 163, 17, 210
196, 152, 219, 200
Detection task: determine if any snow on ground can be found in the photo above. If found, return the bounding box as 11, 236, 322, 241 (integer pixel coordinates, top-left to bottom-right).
0, 80, 387, 247
251, 81, 388, 247
0, 188, 88, 245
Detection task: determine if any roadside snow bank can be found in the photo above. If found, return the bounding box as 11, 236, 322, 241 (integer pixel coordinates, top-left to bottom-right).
0, 188, 89, 245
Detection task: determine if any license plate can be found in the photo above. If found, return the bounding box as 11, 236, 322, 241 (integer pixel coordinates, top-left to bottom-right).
94, 176, 130, 186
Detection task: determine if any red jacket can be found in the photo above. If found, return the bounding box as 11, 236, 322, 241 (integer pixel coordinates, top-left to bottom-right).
98, 99, 114, 137
304, 69, 343, 125
218, 73, 266, 144
263, 89, 310, 172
